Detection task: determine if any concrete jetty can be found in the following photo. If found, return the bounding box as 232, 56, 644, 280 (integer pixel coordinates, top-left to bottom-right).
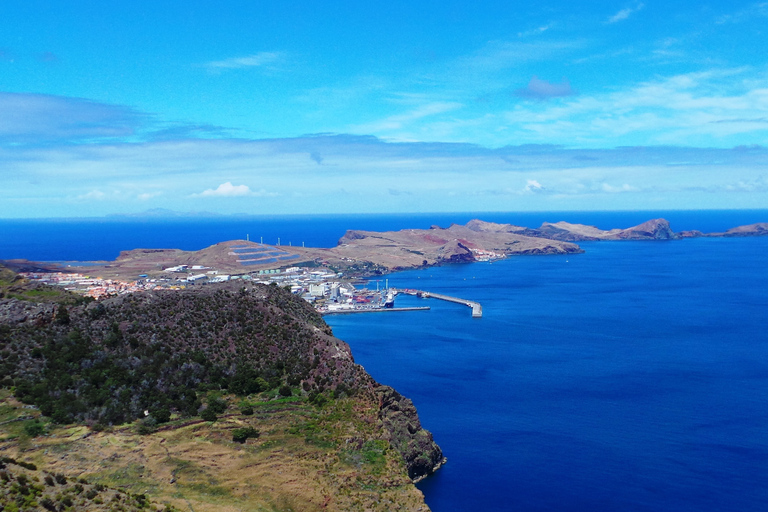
320, 306, 431, 315
396, 288, 482, 318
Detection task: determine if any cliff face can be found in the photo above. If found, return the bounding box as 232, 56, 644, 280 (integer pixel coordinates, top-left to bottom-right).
376, 385, 446, 481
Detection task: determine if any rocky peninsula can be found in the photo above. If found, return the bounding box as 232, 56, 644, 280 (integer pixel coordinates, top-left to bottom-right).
5, 217, 764, 282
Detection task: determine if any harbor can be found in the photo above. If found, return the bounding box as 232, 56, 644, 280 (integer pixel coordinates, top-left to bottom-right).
316, 284, 481, 318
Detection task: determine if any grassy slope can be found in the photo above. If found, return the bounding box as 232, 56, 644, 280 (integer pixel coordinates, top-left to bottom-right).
0, 390, 429, 512
0, 264, 85, 305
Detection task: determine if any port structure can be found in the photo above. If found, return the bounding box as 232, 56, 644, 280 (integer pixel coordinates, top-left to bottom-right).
396, 288, 482, 318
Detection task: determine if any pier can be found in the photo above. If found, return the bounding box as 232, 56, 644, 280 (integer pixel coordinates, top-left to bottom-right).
320, 306, 430, 315
396, 289, 482, 318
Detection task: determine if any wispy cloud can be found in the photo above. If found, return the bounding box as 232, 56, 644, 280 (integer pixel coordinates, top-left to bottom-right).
608, 3, 645, 23
504, 68, 768, 145
203, 52, 283, 70
351, 102, 463, 134
137, 192, 162, 201
458, 40, 584, 73
716, 2, 768, 24
515, 77, 577, 101
0, 92, 143, 144
77, 190, 107, 200
601, 182, 638, 193
517, 24, 553, 38
2, 134, 767, 216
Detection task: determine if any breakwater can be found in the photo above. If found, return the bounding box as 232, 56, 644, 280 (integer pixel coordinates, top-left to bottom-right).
396, 288, 482, 318
321, 306, 431, 315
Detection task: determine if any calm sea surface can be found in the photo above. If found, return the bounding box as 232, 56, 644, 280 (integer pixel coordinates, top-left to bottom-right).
1, 210, 767, 511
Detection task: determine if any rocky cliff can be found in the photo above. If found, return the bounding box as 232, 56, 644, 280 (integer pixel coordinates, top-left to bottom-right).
376, 385, 446, 481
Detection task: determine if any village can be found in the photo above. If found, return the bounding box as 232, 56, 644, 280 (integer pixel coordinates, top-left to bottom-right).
20, 263, 396, 315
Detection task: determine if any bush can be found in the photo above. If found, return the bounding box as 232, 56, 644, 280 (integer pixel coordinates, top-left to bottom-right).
137, 416, 157, 435
200, 408, 217, 422
232, 426, 259, 444
207, 397, 227, 415
256, 377, 270, 392
150, 407, 171, 424
239, 401, 254, 415
278, 385, 292, 397
24, 420, 45, 438
55, 305, 70, 325
309, 392, 328, 407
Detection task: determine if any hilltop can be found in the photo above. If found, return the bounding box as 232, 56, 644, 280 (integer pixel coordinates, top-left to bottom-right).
0, 275, 443, 511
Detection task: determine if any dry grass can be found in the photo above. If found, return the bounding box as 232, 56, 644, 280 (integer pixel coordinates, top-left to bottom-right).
0, 391, 430, 512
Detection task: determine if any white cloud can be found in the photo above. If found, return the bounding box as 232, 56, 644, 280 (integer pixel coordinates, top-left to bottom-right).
601, 183, 638, 193
608, 3, 645, 23
525, 179, 545, 193
77, 190, 107, 200
203, 52, 282, 70
194, 182, 254, 197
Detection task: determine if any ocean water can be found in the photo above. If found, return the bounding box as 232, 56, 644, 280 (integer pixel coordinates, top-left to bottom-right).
1, 210, 767, 511
327, 236, 768, 511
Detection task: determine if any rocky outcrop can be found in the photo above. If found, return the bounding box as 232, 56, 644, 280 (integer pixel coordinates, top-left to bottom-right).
437, 240, 474, 264
338, 230, 368, 243
0, 299, 56, 325
376, 385, 445, 482
612, 218, 675, 240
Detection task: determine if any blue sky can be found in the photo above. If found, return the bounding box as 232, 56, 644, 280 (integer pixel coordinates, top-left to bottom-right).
1, 1, 767, 217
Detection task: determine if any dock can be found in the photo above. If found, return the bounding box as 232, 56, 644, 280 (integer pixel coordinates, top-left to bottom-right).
320, 306, 431, 315
396, 289, 482, 318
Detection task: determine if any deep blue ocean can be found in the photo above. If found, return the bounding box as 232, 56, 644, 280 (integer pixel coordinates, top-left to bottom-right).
1, 210, 767, 511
